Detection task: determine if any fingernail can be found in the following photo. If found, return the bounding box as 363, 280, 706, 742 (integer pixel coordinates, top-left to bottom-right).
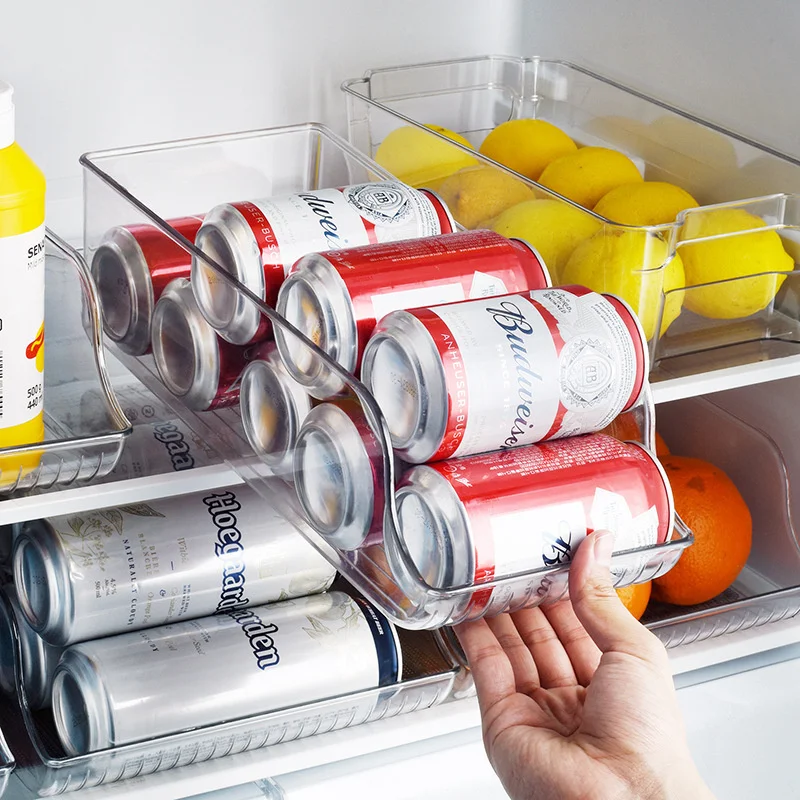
592, 530, 615, 569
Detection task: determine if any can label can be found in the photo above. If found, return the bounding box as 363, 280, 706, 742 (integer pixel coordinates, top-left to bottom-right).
430, 435, 671, 590
419, 287, 643, 460
59, 592, 398, 748
312, 230, 550, 364
42, 486, 335, 643
0, 224, 45, 427
236, 181, 445, 291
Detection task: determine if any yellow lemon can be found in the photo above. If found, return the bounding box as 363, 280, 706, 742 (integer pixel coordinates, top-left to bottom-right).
594, 181, 699, 226
435, 165, 535, 229
375, 124, 478, 189
678, 208, 794, 319
561, 229, 685, 340
478, 119, 577, 180
490, 199, 601, 282
539, 147, 643, 209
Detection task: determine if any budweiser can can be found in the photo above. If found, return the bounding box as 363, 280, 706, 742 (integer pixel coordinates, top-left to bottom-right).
390, 434, 673, 611
362, 286, 648, 464
51, 590, 401, 754
151, 278, 251, 411
192, 181, 455, 346
0, 585, 63, 709
91, 217, 203, 356
240, 349, 314, 476
12, 484, 336, 646
294, 403, 385, 551
275, 230, 551, 399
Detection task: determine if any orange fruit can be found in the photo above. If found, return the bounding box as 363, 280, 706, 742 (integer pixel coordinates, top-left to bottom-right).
616, 581, 651, 620
655, 432, 670, 457
653, 456, 752, 606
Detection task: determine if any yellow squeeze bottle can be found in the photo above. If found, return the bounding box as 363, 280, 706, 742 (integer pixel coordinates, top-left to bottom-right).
0, 80, 46, 477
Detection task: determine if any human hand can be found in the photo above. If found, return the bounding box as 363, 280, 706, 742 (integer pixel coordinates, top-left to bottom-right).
455, 530, 715, 800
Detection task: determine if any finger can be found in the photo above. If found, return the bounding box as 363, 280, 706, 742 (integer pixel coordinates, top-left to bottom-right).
485, 613, 540, 695
568, 530, 667, 664
510, 605, 578, 689
453, 619, 518, 717
541, 599, 601, 686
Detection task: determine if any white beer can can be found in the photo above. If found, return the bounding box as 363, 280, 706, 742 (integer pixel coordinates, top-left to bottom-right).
51, 591, 401, 755
13, 484, 336, 646
362, 286, 648, 463
0, 585, 63, 709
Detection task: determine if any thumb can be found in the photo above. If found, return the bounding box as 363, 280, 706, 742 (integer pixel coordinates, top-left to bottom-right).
568, 530, 664, 662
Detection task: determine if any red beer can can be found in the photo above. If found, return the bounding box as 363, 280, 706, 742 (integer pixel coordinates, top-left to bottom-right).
293, 401, 386, 551
91, 216, 203, 356
362, 286, 648, 464
151, 278, 252, 411
192, 181, 455, 346
276, 230, 551, 399
390, 434, 674, 612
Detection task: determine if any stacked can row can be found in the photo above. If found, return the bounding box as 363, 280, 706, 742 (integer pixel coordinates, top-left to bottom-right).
91, 178, 675, 615
0, 486, 402, 755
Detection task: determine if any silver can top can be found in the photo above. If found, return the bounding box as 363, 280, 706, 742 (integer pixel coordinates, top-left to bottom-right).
91, 226, 153, 356
52, 647, 112, 755
275, 254, 356, 399
151, 278, 223, 411
12, 519, 74, 646
389, 465, 474, 597
293, 403, 377, 550
240, 355, 313, 474
192, 204, 264, 345
362, 311, 448, 464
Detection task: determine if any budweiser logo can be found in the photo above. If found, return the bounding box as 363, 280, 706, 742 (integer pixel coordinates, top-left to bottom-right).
486, 300, 543, 450
296, 192, 344, 250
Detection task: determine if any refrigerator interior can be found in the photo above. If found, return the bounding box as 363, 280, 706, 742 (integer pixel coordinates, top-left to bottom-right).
2, 0, 800, 797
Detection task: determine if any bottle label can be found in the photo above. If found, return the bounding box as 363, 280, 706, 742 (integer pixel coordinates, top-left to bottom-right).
0, 224, 45, 427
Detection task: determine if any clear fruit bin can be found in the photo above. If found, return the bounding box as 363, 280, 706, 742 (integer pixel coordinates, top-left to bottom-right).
342, 56, 800, 381
0, 587, 460, 796
81, 121, 691, 632
0, 232, 131, 495
649, 391, 800, 648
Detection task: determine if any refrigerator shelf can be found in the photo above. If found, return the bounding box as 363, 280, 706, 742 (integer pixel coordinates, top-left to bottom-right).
82, 122, 692, 631
0, 591, 459, 797
0, 232, 131, 496
343, 56, 800, 391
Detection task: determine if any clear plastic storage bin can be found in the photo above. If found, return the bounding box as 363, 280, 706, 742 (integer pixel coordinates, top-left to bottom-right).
342, 57, 800, 382
81, 122, 691, 632
0, 232, 131, 494
0, 585, 460, 796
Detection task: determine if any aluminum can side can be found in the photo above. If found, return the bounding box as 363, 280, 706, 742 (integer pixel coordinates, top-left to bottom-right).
51, 591, 401, 754
276, 230, 551, 399
390, 435, 673, 613
13, 484, 336, 646
363, 286, 648, 464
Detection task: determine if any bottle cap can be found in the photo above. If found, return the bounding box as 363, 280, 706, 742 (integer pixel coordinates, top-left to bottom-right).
0, 81, 15, 149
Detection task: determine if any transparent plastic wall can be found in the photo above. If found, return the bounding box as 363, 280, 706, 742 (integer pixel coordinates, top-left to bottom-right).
343, 57, 800, 377
82, 122, 691, 636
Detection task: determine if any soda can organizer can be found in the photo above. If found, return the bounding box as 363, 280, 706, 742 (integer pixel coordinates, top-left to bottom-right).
0, 586, 461, 796
0, 232, 131, 495
343, 56, 800, 384
82, 121, 693, 634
